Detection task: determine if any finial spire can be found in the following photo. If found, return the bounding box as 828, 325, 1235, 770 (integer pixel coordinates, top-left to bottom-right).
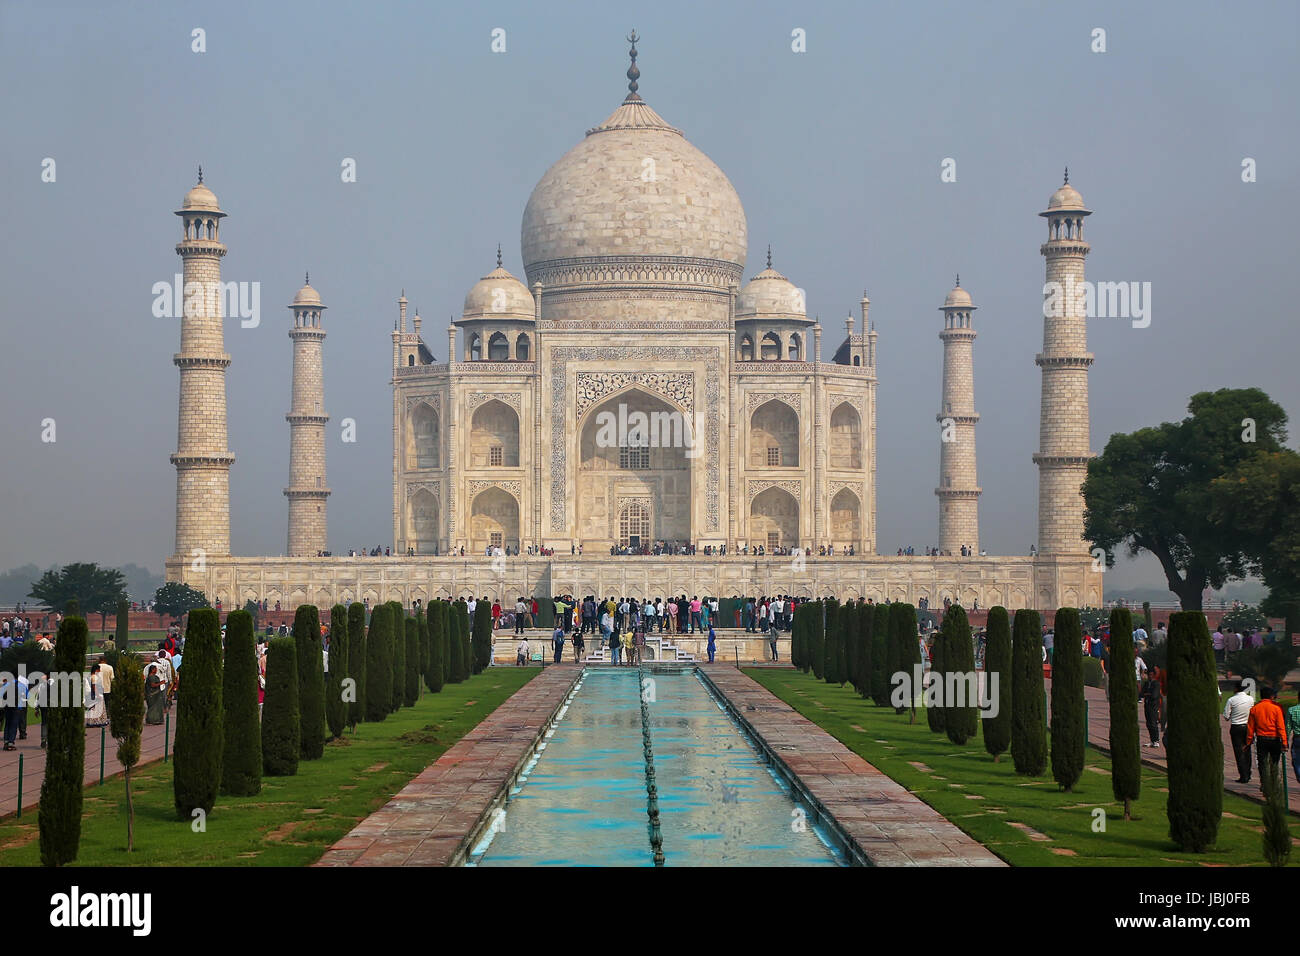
766, 244, 772, 269
197, 165, 203, 184
497, 243, 502, 268
1063, 166, 1069, 185
625, 30, 641, 100
305, 271, 309, 285
955, 273, 960, 287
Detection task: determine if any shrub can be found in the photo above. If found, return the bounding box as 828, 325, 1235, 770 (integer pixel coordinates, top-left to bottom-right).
982, 607, 1012, 761
173, 607, 224, 819
943, 605, 978, 745
113, 651, 145, 851
1010, 609, 1046, 775
1166, 611, 1223, 852
293, 605, 325, 759
261, 637, 300, 776
1081, 656, 1105, 688
40, 615, 88, 866
870, 604, 891, 706
346, 602, 366, 728
220, 610, 261, 797
404, 616, 420, 706
472, 599, 493, 674
1050, 608, 1086, 792
325, 604, 349, 740
425, 600, 445, 693
364, 604, 393, 721
1107, 608, 1140, 819
1220, 604, 1267, 635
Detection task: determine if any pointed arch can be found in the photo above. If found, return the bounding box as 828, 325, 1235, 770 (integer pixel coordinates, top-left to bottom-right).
750, 399, 800, 467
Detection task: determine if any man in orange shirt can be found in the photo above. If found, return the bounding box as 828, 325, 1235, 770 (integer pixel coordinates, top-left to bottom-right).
1246, 685, 1288, 791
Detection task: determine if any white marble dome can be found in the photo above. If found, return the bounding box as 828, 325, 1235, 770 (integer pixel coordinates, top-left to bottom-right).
943, 285, 972, 308
181, 181, 222, 213
1046, 182, 1086, 211
521, 97, 748, 272
737, 265, 806, 319
291, 282, 322, 307
462, 264, 534, 320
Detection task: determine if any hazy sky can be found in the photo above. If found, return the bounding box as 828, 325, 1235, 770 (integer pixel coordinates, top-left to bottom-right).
2, 0, 1296, 595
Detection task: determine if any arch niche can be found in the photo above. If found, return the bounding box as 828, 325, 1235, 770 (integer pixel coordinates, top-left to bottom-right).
750, 486, 799, 549
470, 399, 519, 467
829, 402, 862, 469
830, 487, 860, 546
749, 399, 799, 468
470, 487, 519, 553
407, 488, 440, 554
407, 402, 440, 469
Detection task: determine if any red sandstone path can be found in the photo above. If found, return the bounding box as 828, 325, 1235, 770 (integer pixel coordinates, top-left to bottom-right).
0, 712, 177, 818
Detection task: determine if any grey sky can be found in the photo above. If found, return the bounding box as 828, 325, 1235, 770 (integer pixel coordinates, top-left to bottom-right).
2, 0, 1296, 596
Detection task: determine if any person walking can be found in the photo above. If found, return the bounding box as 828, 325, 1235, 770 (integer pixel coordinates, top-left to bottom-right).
1140, 671, 1162, 746
707, 625, 717, 663
609, 624, 622, 666
689, 596, 702, 634
516, 636, 530, 666
769, 623, 779, 663
1288, 695, 1300, 784
1223, 680, 1256, 783
620, 626, 633, 667
1247, 685, 1288, 791
99, 654, 115, 715
551, 624, 565, 664
515, 597, 527, 635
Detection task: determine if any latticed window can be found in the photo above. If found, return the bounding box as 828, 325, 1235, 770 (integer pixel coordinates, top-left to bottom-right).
490, 445, 504, 467
767, 531, 780, 550
619, 502, 651, 547
489, 531, 503, 550
767, 446, 781, 467
619, 446, 650, 470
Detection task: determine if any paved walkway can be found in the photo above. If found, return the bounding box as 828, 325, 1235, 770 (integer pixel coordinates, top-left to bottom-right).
0, 711, 177, 818
700, 665, 1004, 866
315, 665, 582, 867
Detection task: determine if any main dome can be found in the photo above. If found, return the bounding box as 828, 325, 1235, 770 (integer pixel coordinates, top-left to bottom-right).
520, 95, 748, 276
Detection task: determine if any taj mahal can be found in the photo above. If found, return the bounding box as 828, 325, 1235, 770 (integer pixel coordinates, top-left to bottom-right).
164, 38, 1102, 614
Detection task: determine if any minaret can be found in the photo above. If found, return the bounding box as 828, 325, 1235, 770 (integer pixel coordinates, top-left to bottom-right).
936, 277, 980, 554
1034, 170, 1094, 555
285, 275, 329, 556
171, 170, 235, 559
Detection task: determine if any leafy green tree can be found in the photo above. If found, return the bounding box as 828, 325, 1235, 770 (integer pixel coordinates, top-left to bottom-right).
1107, 608, 1141, 819
347, 602, 366, 728
889, 603, 920, 720
870, 603, 891, 706
943, 605, 978, 745
472, 599, 493, 673
173, 607, 223, 819
29, 563, 129, 631
220, 610, 261, 797
404, 616, 420, 706
325, 604, 349, 739
113, 652, 145, 851
1084, 388, 1287, 609
243, 598, 261, 629
1218, 604, 1268, 635
364, 604, 393, 720
1010, 609, 1046, 775
1165, 611, 1223, 851
425, 600, 445, 693
115, 598, 130, 654
1227, 643, 1300, 691
39, 615, 88, 866
261, 637, 300, 776
293, 605, 325, 759
152, 581, 211, 620
1050, 608, 1086, 791
982, 607, 1012, 761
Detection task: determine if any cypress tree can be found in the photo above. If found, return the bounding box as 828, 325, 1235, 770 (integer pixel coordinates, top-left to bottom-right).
1050, 607, 1086, 791
364, 604, 393, 721
416, 608, 428, 678
790, 603, 801, 670
326, 604, 349, 739
346, 601, 366, 729
1010, 608, 1047, 775
391, 612, 408, 711
890, 603, 921, 720
810, 600, 826, 680
472, 599, 493, 673
293, 605, 325, 759
404, 616, 420, 706
982, 606, 1013, 761
870, 603, 891, 706
943, 604, 978, 745
425, 600, 445, 692
1166, 611, 1222, 852
1261, 759, 1291, 866
842, 601, 857, 689
822, 598, 840, 684
220, 610, 261, 797
1108, 607, 1141, 818
853, 602, 873, 698
173, 607, 223, 819
456, 601, 473, 682
446, 601, 464, 683
113, 651, 145, 851
927, 613, 947, 733
115, 598, 130, 655
40, 615, 88, 866
261, 636, 300, 776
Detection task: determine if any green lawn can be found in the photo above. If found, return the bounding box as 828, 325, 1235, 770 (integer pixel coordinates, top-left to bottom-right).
744, 667, 1294, 867
0, 668, 538, 866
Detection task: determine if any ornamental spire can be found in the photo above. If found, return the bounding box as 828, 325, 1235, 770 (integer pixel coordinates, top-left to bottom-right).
497, 243, 503, 268
766, 244, 772, 269
625, 30, 641, 101
1063, 166, 1069, 185
197, 165, 203, 184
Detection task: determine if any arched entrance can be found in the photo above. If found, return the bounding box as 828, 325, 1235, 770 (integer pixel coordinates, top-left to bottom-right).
470, 486, 519, 553
750, 486, 799, 550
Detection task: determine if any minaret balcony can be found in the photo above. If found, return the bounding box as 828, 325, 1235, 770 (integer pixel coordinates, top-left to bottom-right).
1039, 239, 1090, 257
1034, 354, 1094, 369
174, 353, 232, 369
935, 412, 979, 425
934, 487, 982, 499
284, 487, 331, 499
285, 413, 330, 426
174, 240, 227, 257
170, 452, 236, 467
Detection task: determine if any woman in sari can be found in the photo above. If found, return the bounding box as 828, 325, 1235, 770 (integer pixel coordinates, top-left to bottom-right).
144, 656, 167, 725
84, 664, 109, 727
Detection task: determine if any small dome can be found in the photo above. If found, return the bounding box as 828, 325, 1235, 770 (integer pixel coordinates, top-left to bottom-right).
292, 283, 322, 307
1047, 182, 1086, 211
462, 265, 534, 320
943, 285, 972, 308
736, 266, 806, 319
181, 181, 222, 213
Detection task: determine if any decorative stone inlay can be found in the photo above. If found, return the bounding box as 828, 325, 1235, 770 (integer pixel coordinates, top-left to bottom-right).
468, 479, 521, 499
526, 255, 744, 292
748, 478, 801, 501
829, 394, 864, 416
405, 481, 441, 499
827, 480, 863, 501
404, 392, 441, 415
450, 362, 535, 374
551, 346, 720, 533
465, 391, 522, 413
746, 391, 802, 417
395, 364, 451, 379
574, 371, 694, 419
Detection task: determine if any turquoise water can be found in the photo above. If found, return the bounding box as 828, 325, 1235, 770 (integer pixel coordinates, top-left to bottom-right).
471, 667, 841, 866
